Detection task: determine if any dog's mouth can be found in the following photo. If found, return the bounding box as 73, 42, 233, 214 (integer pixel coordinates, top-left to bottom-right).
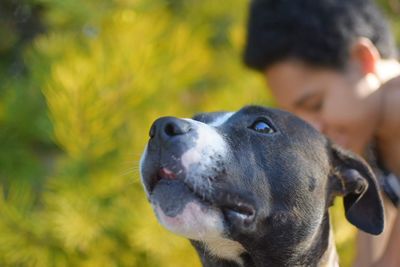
148, 167, 256, 223
148, 167, 180, 192
149, 167, 215, 207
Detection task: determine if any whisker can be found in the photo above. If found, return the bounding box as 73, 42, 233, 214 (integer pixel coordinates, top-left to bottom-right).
120, 151, 144, 157
118, 169, 140, 177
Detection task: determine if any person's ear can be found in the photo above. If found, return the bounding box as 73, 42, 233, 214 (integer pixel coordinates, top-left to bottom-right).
329, 143, 384, 235
350, 37, 380, 75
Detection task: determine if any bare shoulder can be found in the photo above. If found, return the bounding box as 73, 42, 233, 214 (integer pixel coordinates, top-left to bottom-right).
378, 76, 400, 175
380, 76, 400, 136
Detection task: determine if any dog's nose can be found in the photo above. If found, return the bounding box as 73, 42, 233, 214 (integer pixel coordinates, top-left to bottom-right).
150, 117, 192, 142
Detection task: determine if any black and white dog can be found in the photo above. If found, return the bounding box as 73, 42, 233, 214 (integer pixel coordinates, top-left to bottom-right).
140, 106, 384, 267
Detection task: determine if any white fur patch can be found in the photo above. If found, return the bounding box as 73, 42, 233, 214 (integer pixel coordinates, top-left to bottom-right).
319, 229, 339, 267
154, 201, 224, 240
154, 201, 245, 265
181, 119, 227, 171
209, 112, 234, 127
204, 236, 246, 265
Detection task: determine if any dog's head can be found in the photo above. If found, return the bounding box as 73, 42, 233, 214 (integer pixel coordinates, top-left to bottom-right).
140, 106, 383, 263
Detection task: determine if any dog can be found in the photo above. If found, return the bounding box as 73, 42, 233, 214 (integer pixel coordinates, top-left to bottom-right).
140, 105, 384, 267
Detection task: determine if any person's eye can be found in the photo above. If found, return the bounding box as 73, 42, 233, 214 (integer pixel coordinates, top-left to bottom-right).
309, 101, 323, 112
249, 119, 275, 134
303, 98, 323, 113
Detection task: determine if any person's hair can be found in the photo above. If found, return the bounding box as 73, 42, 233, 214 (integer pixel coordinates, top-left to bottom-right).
243, 0, 397, 71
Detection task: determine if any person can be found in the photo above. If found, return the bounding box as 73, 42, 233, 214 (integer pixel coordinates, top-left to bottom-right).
243, 0, 400, 266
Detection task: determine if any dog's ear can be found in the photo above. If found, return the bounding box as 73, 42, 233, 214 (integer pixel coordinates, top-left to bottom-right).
330, 143, 384, 235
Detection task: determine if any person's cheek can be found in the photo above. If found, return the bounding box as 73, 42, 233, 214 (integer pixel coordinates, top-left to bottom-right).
320, 96, 350, 147
294, 111, 324, 133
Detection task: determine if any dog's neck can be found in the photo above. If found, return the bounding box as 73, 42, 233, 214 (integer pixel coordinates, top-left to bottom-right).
191, 213, 339, 267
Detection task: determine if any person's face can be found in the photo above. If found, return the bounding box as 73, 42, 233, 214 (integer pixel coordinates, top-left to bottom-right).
264, 60, 379, 155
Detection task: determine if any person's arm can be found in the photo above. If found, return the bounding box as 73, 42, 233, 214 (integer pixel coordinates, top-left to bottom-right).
372, 212, 400, 267
353, 193, 399, 267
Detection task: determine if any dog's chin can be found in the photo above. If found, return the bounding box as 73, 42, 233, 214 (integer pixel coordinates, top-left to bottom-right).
150, 179, 225, 240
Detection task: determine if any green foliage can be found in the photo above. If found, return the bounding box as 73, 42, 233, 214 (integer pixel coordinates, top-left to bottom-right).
1, 0, 397, 266
377, 0, 400, 45
0, 0, 266, 266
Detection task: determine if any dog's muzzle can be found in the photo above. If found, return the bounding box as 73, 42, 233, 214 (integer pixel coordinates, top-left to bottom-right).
140, 117, 256, 241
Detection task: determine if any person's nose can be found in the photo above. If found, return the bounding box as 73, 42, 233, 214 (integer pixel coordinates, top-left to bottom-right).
310, 120, 324, 133
299, 114, 325, 133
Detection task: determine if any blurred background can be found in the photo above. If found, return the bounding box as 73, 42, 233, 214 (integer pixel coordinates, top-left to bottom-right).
0, 0, 399, 266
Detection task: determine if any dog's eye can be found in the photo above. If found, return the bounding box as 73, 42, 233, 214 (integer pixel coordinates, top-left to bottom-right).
249, 120, 275, 134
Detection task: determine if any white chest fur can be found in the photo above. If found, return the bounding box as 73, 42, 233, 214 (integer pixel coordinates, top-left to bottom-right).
203, 236, 246, 266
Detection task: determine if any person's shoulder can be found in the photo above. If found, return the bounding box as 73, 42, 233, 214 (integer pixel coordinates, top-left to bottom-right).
380, 76, 400, 137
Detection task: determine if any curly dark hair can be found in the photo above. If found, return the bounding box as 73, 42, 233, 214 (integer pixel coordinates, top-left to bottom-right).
243, 0, 397, 71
